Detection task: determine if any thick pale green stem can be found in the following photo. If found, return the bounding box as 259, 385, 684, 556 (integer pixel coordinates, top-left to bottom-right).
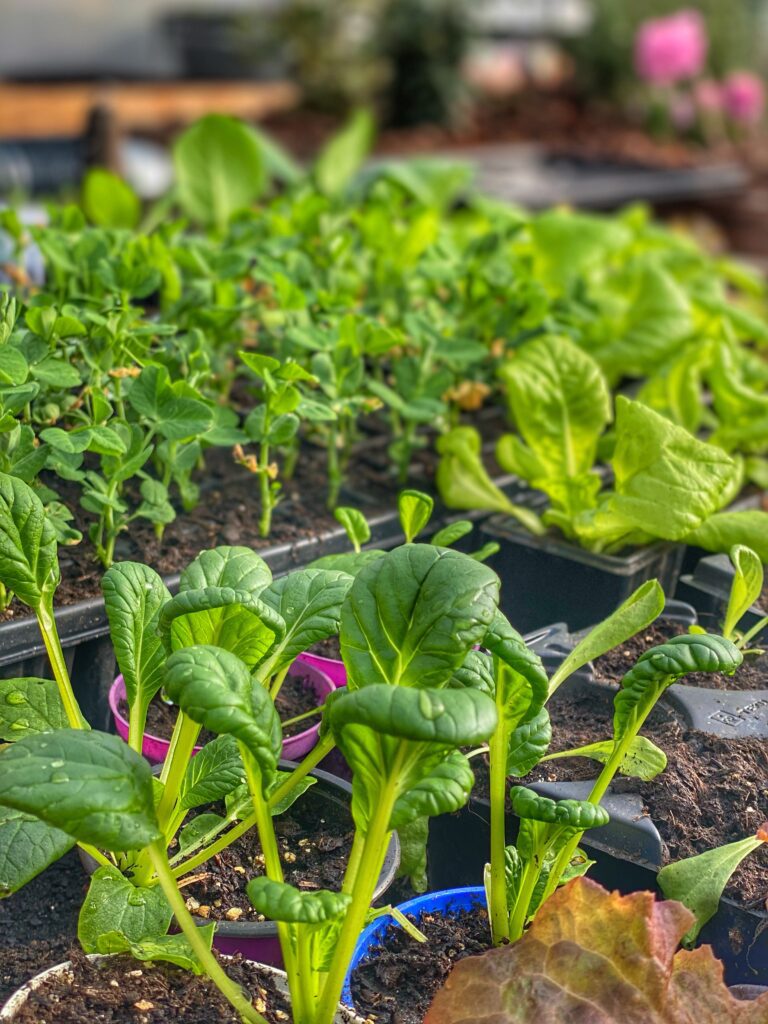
156, 713, 201, 834
507, 854, 540, 942
487, 721, 510, 946
127, 702, 147, 756
316, 761, 400, 1024
258, 443, 272, 538
147, 841, 268, 1024
37, 602, 87, 730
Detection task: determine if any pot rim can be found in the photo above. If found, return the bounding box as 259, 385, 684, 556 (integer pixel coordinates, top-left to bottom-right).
0, 955, 367, 1022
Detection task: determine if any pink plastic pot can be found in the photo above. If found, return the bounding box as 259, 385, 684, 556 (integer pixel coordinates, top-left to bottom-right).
295, 650, 347, 688
109, 660, 336, 764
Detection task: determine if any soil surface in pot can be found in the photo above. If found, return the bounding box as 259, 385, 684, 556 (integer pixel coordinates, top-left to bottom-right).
473, 688, 768, 907
176, 785, 355, 922
120, 672, 322, 742
592, 619, 768, 691
350, 904, 490, 1024
9, 948, 292, 1024
0, 851, 84, 1007
307, 636, 342, 661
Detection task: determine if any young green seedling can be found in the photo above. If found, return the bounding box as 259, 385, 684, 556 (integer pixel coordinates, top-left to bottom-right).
719, 544, 767, 650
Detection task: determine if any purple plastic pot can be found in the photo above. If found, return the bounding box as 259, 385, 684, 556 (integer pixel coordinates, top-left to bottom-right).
342, 886, 486, 1007
109, 660, 335, 764
296, 649, 347, 688
80, 763, 401, 967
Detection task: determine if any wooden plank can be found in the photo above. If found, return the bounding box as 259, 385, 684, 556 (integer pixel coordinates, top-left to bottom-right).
0, 80, 300, 138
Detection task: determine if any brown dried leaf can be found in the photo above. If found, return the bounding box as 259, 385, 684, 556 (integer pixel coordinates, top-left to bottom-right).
425, 877, 768, 1024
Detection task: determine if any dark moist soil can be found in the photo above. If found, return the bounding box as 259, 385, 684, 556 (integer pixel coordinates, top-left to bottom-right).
592, 618, 768, 691
10, 947, 293, 1024
176, 785, 355, 923
473, 685, 768, 907
307, 635, 342, 661
0, 851, 84, 1007
350, 905, 490, 1024
120, 673, 322, 742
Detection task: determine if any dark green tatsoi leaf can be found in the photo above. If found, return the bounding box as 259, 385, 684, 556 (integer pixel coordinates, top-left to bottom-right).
614, 634, 742, 742
247, 877, 350, 923
0, 677, 68, 740
506, 708, 551, 777
257, 569, 353, 676
510, 787, 609, 830
329, 684, 498, 748
82, 169, 140, 229
340, 545, 499, 689
178, 734, 244, 811
398, 490, 434, 542
0, 472, 60, 610
307, 550, 385, 576
334, 507, 370, 553
0, 806, 74, 897
0, 731, 160, 851
164, 646, 281, 793
450, 649, 495, 697
397, 817, 429, 892
658, 827, 768, 945
547, 579, 665, 694
483, 611, 549, 719
542, 736, 667, 782
179, 546, 271, 596
102, 562, 171, 732
78, 866, 172, 952
96, 928, 216, 974
159, 587, 285, 668
390, 751, 476, 828
174, 114, 265, 229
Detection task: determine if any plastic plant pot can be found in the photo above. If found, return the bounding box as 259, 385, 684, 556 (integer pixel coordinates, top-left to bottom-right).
0, 957, 367, 1022
80, 762, 401, 967
342, 886, 486, 1008
109, 660, 336, 764
481, 514, 684, 634
295, 649, 347, 688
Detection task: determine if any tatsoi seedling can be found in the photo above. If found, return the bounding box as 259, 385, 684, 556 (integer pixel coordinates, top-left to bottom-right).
0, 542, 504, 1024
479, 579, 742, 945
718, 544, 768, 649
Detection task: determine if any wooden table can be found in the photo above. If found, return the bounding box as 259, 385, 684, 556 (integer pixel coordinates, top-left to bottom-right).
0, 80, 300, 138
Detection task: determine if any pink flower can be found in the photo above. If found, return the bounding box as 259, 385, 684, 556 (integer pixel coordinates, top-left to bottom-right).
635, 9, 708, 85
694, 78, 724, 113
723, 71, 765, 124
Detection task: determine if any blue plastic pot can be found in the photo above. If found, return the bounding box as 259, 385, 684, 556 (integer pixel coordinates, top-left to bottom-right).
341, 886, 486, 1008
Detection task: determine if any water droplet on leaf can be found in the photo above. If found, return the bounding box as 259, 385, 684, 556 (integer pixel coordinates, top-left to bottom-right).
5, 691, 25, 706
50, 771, 69, 783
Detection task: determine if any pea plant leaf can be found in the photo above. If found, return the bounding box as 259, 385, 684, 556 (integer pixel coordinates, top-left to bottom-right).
0, 730, 160, 851
339, 544, 499, 689
0, 677, 68, 740
0, 806, 74, 897
256, 568, 353, 678
0, 472, 60, 611
102, 562, 171, 740
425, 877, 768, 1024
658, 825, 768, 945
78, 865, 172, 953
163, 645, 281, 795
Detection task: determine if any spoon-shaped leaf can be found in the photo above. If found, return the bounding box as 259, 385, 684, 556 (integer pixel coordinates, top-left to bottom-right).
724, 544, 764, 641
164, 645, 281, 793
102, 562, 171, 733
0, 472, 59, 611
0, 807, 74, 896
0, 730, 160, 851
257, 568, 353, 677
340, 544, 499, 689
246, 878, 351, 923
179, 546, 272, 596
510, 786, 610, 830
159, 587, 286, 668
